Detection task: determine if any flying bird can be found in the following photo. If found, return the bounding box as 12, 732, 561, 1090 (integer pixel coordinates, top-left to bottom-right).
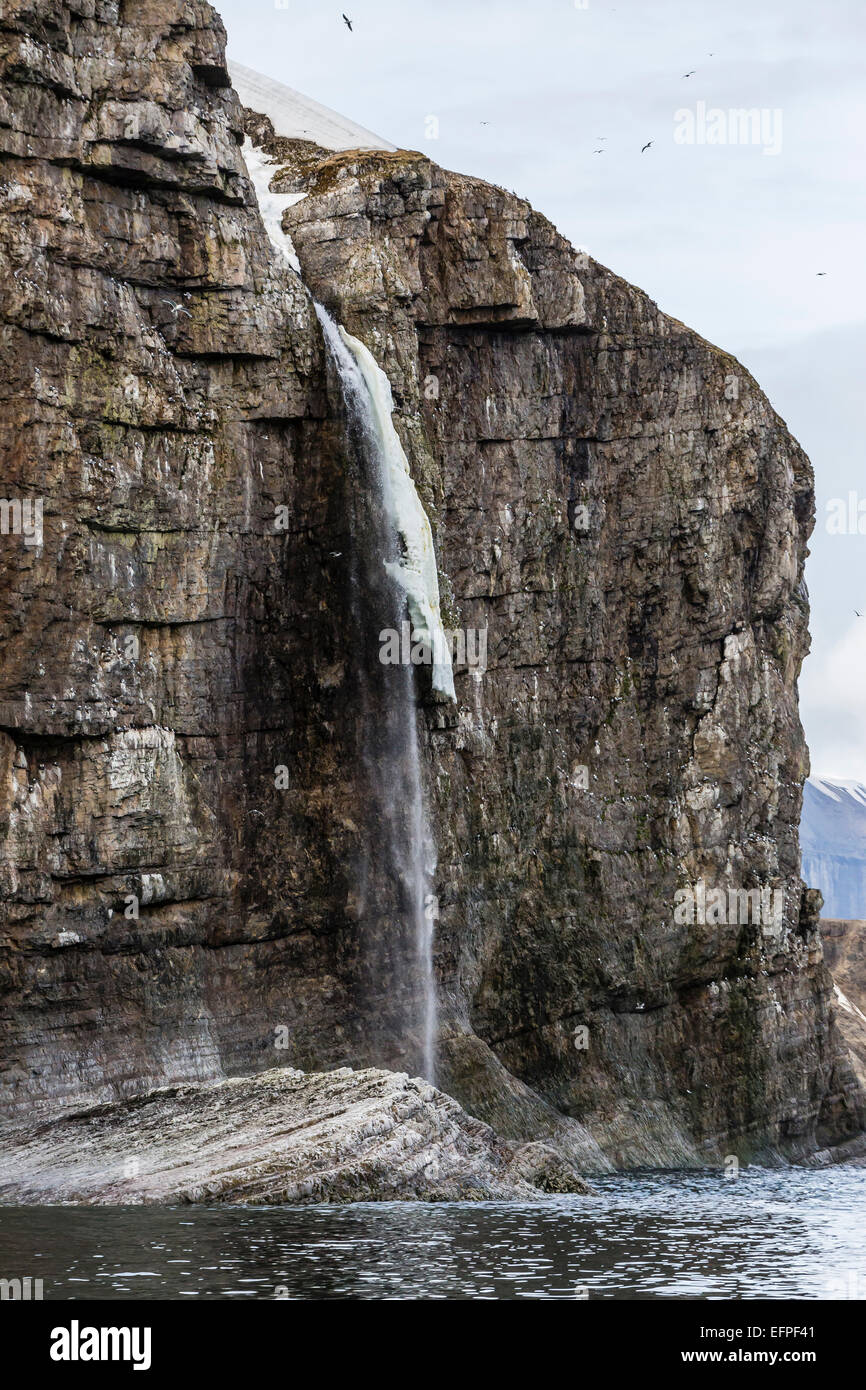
594, 148, 604, 154
682, 70, 696, 78
342, 13, 353, 29
641, 140, 653, 152
160, 299, 192, 318
816, 271, 827, 276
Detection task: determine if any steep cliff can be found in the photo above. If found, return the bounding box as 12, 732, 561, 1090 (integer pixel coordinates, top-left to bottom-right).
821, 920, 866, 1091
0, 0, 862, 1173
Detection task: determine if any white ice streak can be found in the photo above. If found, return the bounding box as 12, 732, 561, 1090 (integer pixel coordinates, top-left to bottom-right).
337, 326, 456, 702
241, 137, 305, 274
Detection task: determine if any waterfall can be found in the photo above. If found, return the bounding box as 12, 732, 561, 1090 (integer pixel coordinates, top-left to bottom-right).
243, 137, 451, 1079
315, 305, 452, 1083
332, 324, 455, 705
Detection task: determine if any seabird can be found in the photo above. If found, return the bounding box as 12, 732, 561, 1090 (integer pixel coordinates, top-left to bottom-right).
342, 13, 353, 29
816, 271, 827, 276
641, 140, 653, 152
160, 299, 192, 318
682, 70, 696, 78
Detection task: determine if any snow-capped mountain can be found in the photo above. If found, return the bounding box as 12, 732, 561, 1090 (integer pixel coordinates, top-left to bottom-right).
801, 778, 866, 920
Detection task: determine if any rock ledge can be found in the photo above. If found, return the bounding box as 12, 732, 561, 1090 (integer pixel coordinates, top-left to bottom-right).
0, 1065, 589, 1205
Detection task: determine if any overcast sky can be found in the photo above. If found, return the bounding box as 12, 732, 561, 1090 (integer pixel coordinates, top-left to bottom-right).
221, 0, 866, 780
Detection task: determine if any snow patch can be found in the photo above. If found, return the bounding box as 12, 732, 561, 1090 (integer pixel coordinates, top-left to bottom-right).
834, 982, 866, 1027
52, 931, 82, 948
810, 777, 866, 808
241, 137, 305, 274
230, 61, 395, 152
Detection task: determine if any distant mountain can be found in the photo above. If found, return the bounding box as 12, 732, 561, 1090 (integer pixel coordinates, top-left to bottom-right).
801, 779, 866, 919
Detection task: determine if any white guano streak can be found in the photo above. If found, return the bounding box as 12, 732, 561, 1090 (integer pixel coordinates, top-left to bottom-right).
338, 326, 456, 703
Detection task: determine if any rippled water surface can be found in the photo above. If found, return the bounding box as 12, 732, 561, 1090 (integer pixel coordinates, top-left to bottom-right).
2, 1167, 865, 1300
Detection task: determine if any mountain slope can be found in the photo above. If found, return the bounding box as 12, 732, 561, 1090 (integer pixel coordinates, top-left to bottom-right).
801, 779, 866, 920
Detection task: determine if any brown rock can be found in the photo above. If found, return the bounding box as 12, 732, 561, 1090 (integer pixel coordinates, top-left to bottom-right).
0, 1065, 573, 1204
821, 919, 866, 1090
0, 2, 862, 1184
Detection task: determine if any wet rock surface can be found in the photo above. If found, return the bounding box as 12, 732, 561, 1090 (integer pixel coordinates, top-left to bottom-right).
0, 0, 863, 1186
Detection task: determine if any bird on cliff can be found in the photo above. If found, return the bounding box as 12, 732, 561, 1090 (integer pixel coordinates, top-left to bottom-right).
342, 13, 353, 29
160, 299, 192, 318
641, 140, 654, 152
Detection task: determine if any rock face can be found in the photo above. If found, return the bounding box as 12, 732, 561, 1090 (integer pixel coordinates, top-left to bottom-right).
0, 1065, 588, 1203
0, 0, 863, 1178
821, 920, 866, 1091
801, 780, 866, 921
274, 140, 865, 1167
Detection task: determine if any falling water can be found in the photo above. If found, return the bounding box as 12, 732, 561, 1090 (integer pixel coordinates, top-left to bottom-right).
242, 137, 451, 1079
314, 304, 452, 1082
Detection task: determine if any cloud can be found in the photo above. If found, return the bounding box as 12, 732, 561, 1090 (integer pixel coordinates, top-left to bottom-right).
801, 619, 866, 781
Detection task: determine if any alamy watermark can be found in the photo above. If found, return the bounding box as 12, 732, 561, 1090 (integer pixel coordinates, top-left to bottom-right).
0, 496, 43, 546
825, 1270, 866, 1299
50, 1323, 151, 1370
826, 492, 866, 535
674, 880, 784, 934
0, 1275, 43, 1300
674, 103, 783, 156
379, 620, 487, 673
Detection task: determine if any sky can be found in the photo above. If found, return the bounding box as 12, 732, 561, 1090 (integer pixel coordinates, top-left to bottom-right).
220, 0, 866, 779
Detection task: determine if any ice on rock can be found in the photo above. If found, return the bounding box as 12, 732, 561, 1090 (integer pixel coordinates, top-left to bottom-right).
241, 137, 305, 274
337, 326, 456, 703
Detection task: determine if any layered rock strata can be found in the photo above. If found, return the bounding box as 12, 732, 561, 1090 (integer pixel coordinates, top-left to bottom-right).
0, 1065, 591, 1204
0, 1, 862, 1179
